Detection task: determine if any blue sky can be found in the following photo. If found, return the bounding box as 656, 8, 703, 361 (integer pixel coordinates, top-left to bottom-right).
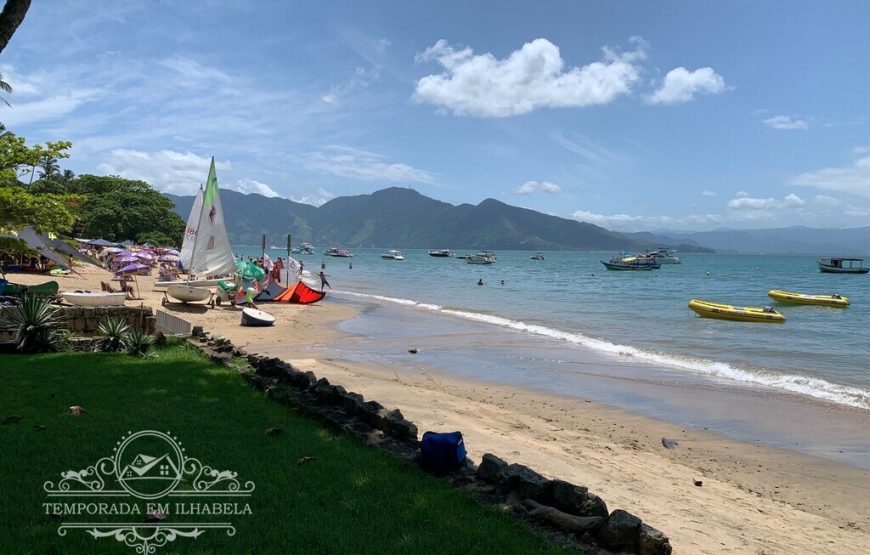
3, 1, 869, 231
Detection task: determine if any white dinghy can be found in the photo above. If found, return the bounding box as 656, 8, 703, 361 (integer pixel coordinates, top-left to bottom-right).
62, 291, 127, 307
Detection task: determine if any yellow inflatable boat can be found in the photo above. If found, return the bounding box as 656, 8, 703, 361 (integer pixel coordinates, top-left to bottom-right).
688, 299, 785, 323
767, 289, 849, 307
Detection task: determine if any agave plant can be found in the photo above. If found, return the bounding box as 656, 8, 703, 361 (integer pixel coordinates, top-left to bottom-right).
95, 317, 130, 353
1, 293, 61, 353
125, 328, 154, 358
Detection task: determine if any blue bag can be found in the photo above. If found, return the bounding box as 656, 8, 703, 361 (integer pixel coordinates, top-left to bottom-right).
420, 431, 466, 474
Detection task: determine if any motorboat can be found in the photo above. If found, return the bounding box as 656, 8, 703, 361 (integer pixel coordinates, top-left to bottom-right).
324, 247, 354, 257
688, 299, 785, 323
467, 254, 494, 265
381, 249, 405, 260
767, 290, 849, 307
530, 252, 545, 260
428, 249, 452, 257
648, 248, 681, 264
455, 254, 470, 259
818, 257, 868, 274
62, 291, 127, 307
241, 307, 276, 327
601, 255, 660, 271
300, 242, 315, 255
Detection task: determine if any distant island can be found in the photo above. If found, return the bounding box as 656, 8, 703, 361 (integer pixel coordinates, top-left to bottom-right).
165, 187, 714, 253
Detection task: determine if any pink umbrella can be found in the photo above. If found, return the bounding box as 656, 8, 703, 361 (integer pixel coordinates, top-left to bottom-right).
117, 262, 150, 275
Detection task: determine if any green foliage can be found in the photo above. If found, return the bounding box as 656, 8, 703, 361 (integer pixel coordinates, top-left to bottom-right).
0, 135, 71, 186
125, 327, 153, 358
0, 293, 61, 353
0, 185, 78, 234
95, 317, 130, 353
75, 175, 185, 247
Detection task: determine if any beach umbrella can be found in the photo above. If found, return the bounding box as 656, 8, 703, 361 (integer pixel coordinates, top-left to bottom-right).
113, 255, 139, 265
134, 251, 155, 261
103, 246, 124, 253
236, 260, 265, 281
117, 262, 150, 275
159, 254, 180, 262
86, 238, 123, 248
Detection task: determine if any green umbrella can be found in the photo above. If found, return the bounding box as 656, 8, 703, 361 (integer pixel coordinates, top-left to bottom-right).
236, 260, 265, 281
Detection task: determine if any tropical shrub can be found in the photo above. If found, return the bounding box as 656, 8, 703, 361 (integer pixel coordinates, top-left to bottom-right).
95, 317, 130, 352
1, 293, 61, 353
125, 327, 154, 358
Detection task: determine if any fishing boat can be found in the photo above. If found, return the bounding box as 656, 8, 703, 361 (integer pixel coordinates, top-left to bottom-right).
601, 255, 660, 271
767, 290, 849, 307
323, 246, 354, 257
648, 248, 681, 264
428, 249, 452, 257
164, 157, 236, 306
688, 299, 785, 323
241, 307, 276, 327
381, 249, 404, 260
530, 252, 545, 260
62, 291, 127, 307
817, 257, 869, 274
3, 281, 59, 296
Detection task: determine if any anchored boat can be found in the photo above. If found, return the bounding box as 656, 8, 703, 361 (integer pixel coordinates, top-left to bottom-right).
688, 299, 785, 323
818, 257, 868, 274
767, 290, 849, 307
601, 255, 660, 271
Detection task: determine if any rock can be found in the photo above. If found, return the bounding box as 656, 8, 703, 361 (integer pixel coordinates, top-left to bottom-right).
256, 358, 287, 378
357, 400, 386, 428
265, 385, 296, 404
341, 391, 366, 414
497, 463, 551, 501
408, 348, 418, 354
661, 438, 679, 449
639, 523, 673, 555
598, 509, 642, 551
549, 479, 609, 517
693, 479, 703, 487
2, 415, 23, 425
382, 409, 418, 440
476, 453, 508, 483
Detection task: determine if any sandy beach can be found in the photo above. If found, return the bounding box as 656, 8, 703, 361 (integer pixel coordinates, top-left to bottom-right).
13, 264, 870, 553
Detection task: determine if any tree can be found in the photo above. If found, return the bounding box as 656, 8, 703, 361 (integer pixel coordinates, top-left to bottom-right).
0, 0, 30, 56
0, 134, 71, 186
36, 152, 60, 179
0, 185, 78, 234
75, 175, 186, 247
0, 73, 10, 109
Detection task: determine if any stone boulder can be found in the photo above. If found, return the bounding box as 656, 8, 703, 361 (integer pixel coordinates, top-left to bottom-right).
476, 453, 508, 484
496, 463, 551, 501
598, 509, 642, 551
548, 479, 609, 518
639, 523, 672, 555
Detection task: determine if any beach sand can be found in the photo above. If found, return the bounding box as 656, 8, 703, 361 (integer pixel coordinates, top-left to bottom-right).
13, 264, 870, 553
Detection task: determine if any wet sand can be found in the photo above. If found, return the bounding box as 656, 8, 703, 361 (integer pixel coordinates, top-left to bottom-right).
13, 265, 870, 553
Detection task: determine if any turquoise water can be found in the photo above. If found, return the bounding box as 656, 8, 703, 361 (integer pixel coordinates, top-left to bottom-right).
241, 247, 870, 411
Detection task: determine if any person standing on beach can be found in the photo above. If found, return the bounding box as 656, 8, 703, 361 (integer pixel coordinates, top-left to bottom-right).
319, 271, 331, 291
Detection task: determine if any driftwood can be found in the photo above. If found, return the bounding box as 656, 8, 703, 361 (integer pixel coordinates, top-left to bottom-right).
522, 499, 604, 532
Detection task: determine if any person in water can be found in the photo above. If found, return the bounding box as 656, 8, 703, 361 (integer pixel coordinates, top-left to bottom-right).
349, 262, 352, 270
319, 271, 331, 291
477, 278, 484, 286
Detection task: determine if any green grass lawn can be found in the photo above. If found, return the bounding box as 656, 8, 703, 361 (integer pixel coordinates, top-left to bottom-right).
0, 342, 572, 554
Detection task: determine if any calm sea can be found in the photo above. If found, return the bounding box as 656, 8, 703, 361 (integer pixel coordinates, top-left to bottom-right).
238, 247, 870, 412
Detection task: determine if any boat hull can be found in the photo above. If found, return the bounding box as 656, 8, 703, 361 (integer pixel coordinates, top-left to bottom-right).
4, 281, 59, 296
818, 265, 869, 274
428, 251, 451, 257
62, 292, 127, 307
241, 307, 275, 326
601, 260, 657, 271
166, 284, 212, 303
688, 299, 785, 323
767, 290, 849, 307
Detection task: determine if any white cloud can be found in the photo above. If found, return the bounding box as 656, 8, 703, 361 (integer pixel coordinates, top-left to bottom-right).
646, 67, 727, 105
158, 56, 232, 85
727, 195, 776, 209
783, 193, 805, 207
227, 178, 282, 198
701, 190, 717, 197
791, 153, 870, 198
96, 149, 230, 195
814, 194, 840, 206
291, 187, 337, 207
763, 115, 808, 130
303, 146, 437, 184
569, 210, 721, 231
2, 88, 103, 126
413, 37, 646, 117
549, 129, 620, 164
515, 180, 562, 194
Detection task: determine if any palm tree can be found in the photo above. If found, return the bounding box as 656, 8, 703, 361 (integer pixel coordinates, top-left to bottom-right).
0, 72, 10, 108
0, 0, 31, 56
61, 169, 75, 181
37, 153, 59, 180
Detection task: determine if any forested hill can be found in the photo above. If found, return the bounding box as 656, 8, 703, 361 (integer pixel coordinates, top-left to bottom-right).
165, 187, 678, 251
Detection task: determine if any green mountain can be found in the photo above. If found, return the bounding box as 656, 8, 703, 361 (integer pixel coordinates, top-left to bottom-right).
165, 187, 677, 251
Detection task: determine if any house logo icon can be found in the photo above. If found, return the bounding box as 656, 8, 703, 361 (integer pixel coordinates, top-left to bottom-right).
115, 430, 185, 500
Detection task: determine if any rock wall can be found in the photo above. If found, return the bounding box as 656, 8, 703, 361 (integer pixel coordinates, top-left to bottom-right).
0, 305, 154, 341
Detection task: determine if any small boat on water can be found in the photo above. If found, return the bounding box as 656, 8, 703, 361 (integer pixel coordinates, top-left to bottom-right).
381, 249, 405, 260
324, 246, 354, 257
428, 249, 452, 257
530, 252, 545, 260
241, 307, 276, 327
648, 248, 681, 264
455, 254, 470, 259
62, 291, 127, 307
767, 290, 849, 307
688, 299, 785, 323
300, 242, 315, 255
601, 255, 660, 271
817, 257, 869, 274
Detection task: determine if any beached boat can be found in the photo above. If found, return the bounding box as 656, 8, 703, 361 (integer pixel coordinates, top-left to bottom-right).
648, 248, 681, 264
531, 252, 545, 260
324, 246, 354, 257
62, 291, 127, 307
688, 299, 785, 323
767, 290, 849, 307
601, 256, 660, 271
3, 280, 59, 296
817, 257, 869, 274
165, 284, 212, 304
381, 249, 405, 260
428, 249, 452, 257
241, 307, 276, 327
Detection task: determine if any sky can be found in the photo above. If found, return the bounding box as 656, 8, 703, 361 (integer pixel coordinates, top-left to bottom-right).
2, 0, 869, 232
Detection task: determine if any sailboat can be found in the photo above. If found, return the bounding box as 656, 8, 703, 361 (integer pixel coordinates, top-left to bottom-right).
165, 158, 236, 304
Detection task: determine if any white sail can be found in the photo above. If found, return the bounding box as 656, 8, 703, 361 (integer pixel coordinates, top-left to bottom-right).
179, 186, 203, 271
188, 158, 236, 278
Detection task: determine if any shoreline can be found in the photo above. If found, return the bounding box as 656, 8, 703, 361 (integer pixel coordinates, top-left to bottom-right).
12, 265, 870, 553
